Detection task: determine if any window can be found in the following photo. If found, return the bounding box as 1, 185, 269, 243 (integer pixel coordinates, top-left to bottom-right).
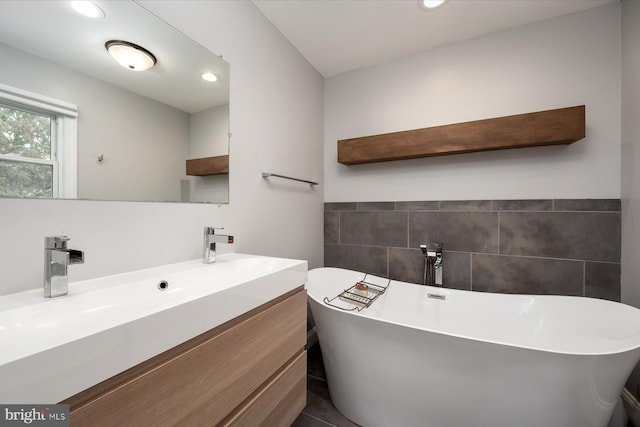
0, 83, 77, 198
0, 104, 56, 197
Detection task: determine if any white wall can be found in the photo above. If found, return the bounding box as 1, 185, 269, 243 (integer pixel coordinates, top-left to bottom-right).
620, 0, 640, 404
187, 104, 230, 203
621, 0, 640, 310
0, 0, 324, 295
188, 104, 229, 158
0, 42, 189, 202
324, 3, 621, 202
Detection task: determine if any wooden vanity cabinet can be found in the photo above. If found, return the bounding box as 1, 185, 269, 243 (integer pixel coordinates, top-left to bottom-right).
62, 287, 307, 427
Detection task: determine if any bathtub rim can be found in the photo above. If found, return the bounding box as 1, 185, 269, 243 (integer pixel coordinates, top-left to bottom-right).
307, 267, 640, 357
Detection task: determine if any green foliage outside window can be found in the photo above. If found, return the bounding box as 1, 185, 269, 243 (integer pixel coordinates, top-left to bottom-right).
0, 105, 54, 197
0, 160, 53, 197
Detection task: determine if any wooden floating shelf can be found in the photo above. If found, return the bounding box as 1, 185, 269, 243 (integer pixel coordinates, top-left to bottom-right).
337, 105, 586, 165
186, 154, 229, 176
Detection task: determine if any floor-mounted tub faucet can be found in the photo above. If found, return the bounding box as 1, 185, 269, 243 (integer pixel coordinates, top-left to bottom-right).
420, 242, 443, 287
203, 227, 234, 264
44, 236, 84, 298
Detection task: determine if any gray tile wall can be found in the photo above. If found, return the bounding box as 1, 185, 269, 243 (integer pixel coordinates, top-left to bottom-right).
324, 199, 621, 301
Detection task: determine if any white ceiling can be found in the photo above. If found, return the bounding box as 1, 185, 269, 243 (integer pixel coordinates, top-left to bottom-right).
253, 0, 617, 78
0, 1, 229, 113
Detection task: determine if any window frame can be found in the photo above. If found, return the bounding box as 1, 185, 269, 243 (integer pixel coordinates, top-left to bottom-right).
0, 83, 77, 198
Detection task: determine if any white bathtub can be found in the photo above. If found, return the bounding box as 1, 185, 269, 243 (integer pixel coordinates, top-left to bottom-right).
307, 267, 640, 427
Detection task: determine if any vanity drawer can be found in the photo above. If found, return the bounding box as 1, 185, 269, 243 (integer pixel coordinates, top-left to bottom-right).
66, 287, 306, 426
221, 350, 306, 427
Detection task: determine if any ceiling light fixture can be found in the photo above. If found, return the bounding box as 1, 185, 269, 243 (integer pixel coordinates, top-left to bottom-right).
105, 40, 157, 71
71, 1, 105, 19
418, 0, 446, 10
201, 72, 218, 82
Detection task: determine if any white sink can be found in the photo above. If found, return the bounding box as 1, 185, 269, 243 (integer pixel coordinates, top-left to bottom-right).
0, 253, 307, 403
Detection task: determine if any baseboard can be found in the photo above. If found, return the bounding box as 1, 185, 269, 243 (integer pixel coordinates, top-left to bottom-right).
623, 388, 640, 427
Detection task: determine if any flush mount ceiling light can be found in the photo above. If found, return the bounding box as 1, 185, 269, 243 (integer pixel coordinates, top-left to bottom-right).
71, 1, 105, 19
105, 40, 157, 71
418, 0, 446, 10
201, 72, 218, 82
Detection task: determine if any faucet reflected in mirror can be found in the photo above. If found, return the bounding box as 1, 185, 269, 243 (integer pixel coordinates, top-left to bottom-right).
421, 243, 443, 286
203, 227, 234, 264
44, 236, 84, 298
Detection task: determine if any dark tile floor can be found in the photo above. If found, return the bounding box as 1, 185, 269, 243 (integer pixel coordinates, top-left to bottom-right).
292, 343, 359, 427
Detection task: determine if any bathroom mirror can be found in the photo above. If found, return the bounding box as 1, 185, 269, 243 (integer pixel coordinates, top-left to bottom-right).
0, 0, 230, 203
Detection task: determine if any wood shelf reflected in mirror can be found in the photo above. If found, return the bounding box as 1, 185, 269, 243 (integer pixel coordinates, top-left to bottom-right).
186, 155, 229, 176
337, 105, 586, 165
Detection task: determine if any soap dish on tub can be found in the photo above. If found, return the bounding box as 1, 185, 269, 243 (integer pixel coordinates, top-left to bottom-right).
323, 274, 390, 312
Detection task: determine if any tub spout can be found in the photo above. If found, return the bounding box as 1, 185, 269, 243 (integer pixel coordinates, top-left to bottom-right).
434, 246, 443, 286
420, 242, 443, 286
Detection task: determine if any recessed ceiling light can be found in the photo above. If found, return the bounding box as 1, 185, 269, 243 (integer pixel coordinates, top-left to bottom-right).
71, 1, 105, 19
418, 0, 446, 10
105, 40, 157, 72
201, 72, 218, 82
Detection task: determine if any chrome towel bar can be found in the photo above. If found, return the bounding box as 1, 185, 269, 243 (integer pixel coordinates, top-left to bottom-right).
262, 172, 318, 186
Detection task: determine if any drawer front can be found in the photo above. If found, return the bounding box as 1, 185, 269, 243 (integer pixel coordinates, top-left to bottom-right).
221, 351, 306, 427
69, 289, 306, 427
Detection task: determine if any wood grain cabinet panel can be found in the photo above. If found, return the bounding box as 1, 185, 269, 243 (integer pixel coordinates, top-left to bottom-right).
221, 351, 307, 427
66, 288, 306, 427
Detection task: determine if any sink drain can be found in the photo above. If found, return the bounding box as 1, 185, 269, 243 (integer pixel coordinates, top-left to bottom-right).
158, 280, 169, 291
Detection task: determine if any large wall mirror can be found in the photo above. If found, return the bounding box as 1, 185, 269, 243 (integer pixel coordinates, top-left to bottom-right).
0, 0, 230, 203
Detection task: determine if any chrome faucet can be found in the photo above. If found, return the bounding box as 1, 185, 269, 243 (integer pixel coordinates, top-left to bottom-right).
420, 242, 443, 287
44, 236, 84, 298
203, 227, 234, 264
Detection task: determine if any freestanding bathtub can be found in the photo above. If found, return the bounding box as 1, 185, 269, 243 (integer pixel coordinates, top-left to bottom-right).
307, 267, 640, 427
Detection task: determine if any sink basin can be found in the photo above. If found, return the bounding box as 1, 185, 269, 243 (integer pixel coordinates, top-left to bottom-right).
0, 253, 307, 403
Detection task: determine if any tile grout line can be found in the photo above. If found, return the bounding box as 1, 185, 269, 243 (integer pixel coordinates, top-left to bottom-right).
327, 244, 620, 265
337, 210, 341, 245
583, 260, 586, 297
308, 373, 327, 383
459, 250, 619, 264
300, 411, 338, 427
469, 252, 473, 291
406, 210, 410, 249
386, 247, 389, 278
497, 211, 501, 255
